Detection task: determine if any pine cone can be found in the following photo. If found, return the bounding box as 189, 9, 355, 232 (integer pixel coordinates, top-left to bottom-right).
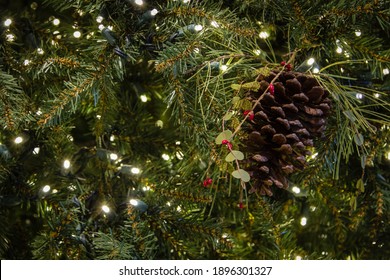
242, 71, 331, 196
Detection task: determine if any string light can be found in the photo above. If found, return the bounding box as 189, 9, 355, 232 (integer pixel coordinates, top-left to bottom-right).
355, 30, 362, 37
63, 159, 71, 169
386, 151, 390, 160
110, 135, 115, 141
73, 31, 82, 38
162, 153, 170, 161
14, 136, 23, 144
254, 49, 261, 55
37, 48, 44, 55
134, 0, 144, 5
4, 18, 12, 27
220, 64, 228, 72
336, 47, 343, 53
52, 18, 60, 25
374, 93, 380, 98
110, 153, 118, 161
300, 217, 307, 226
210, 20, 219, 28
129, 199, 138, 206
176, 151, 184, 160
295, 255, 302, 260
307, 57, 315, 66
383, 68, 389, 75
131, 167, 141, 174
101, 205, 110, 213
96, 16, 104, 23
292, 186, 301, 194
6, 34, 15, 42
23, 59, 30, 66
140, 94, 148, 102
356, 93, 364, 99
33, 147, 40, 155
194, 24, 203, 31
42, 185, 51, 193
312, 67, 320, 73
98, 24, 105, 31
259, 31, 269, 39
150, 9, 158, 16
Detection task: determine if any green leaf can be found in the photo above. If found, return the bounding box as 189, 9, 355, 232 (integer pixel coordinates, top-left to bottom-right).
232, 169, 251, 182
215, 130, 232, 144
349, 196, 357, 211
343, 110, 357, 122
231, 82, 260, 91
231, 84, 241, 91
225, 150, 245, 162
360, 154, 367, 169
240, 99, 252, 111
223, 112, 234, 121
356, 178, 365, 193
354, 133, 364, 146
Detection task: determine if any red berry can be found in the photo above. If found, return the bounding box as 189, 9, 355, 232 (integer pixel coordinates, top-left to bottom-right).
207, 178, 213, 184
286, 63, 292, 71
221, 139, 229, 145
227, 142, 233, 150
280, 61, 286, 66
269, 83, 275, 95
243, 110, 251, 116
249, 113, 255, 121
203, 178, 212, 187
238, 202, 244, 209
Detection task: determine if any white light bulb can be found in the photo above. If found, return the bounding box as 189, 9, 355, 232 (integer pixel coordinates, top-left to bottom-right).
176, 206, 182, 212
107, 26, 113, 31
313, 67, 320, 73
102, 205, 110, 213
211, 20, 219, 28
193, 47, 200, 54
110, 135, 115, 142
110, 153, 118, 161
259, 31, 269, 39
14, 136, 23, 144
292, 186, 301, 194
162, 153, 170, 161
134, 0, 144, 5
130, 199, 138, 206
150, 9, 158, 16
176, 151, 184, 160
307, 58, 315, 66
295, 255, 302, 260
374, 93, 380, 98
356, 93, 364, 99
33, 147, 40, 155
383, 68, 389, 75
98, 24, 105, 31
140, 95, 148, 102
53, 18, 60, 25
42, 185, 51, 193
336, 47, 343, 54
131, 167, 141, 174
4, 19, 12, 27
183, 0, 190, 3
355, 30, 361, 37
37, 48, 44, 55
300, 217, 307, 226
63, 159, 71, 169
386, 151, 390, 160
220, 65, 228, 72
52, 189, 58, 194
96, 16, 104, 23
73, 31, 81, 38
23, 59, 30, 66
254, 49, 261, 55
194, 24, 203, 31
6, 34, 15, 42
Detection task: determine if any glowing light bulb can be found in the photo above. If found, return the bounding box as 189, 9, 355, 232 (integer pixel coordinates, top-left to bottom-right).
110, 153, 118, 160
73, 31, 81, 38
14, 136, 23, 144
300, 217, 307, 226
52, 18, 60, 25
140, 95, 148, 102
150, 9, 158, 16
183, 0, 190, 3
355, 30, 361, 37
211, 20, 219, 28
383, 68, 389, 75
336, 47, 343, 53
23, 59, 30, 66
386, 151, 390, 160
98, 24, 105, 31
356, 93, 364, 99
254, 49, 261, 55
176, 206, 182, 212
42, 185, 51, 193
134, 0, 144, 5
131, 167, 140, 174
110, 135, 115, 141
96, 16, 104, 23
220, 64, 228, 72
37, 48, 44, 55
313, 67, 320, 73
130, 199, 138, 206
102, 205, 110, 213
292, 186, 301, 194
193, 47, 200, 54
259, 31, 269, 39
4, 18, 12, 27
63, 159, 71, 169
374, 93, 380, 98
162, 153, 170, 161
307, 58, 315, 66
6, 34, 15, 42
33, 147, 40, 154
176, 151, 184, 160
194, 24, 203, 31
296, 255, 302, 260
